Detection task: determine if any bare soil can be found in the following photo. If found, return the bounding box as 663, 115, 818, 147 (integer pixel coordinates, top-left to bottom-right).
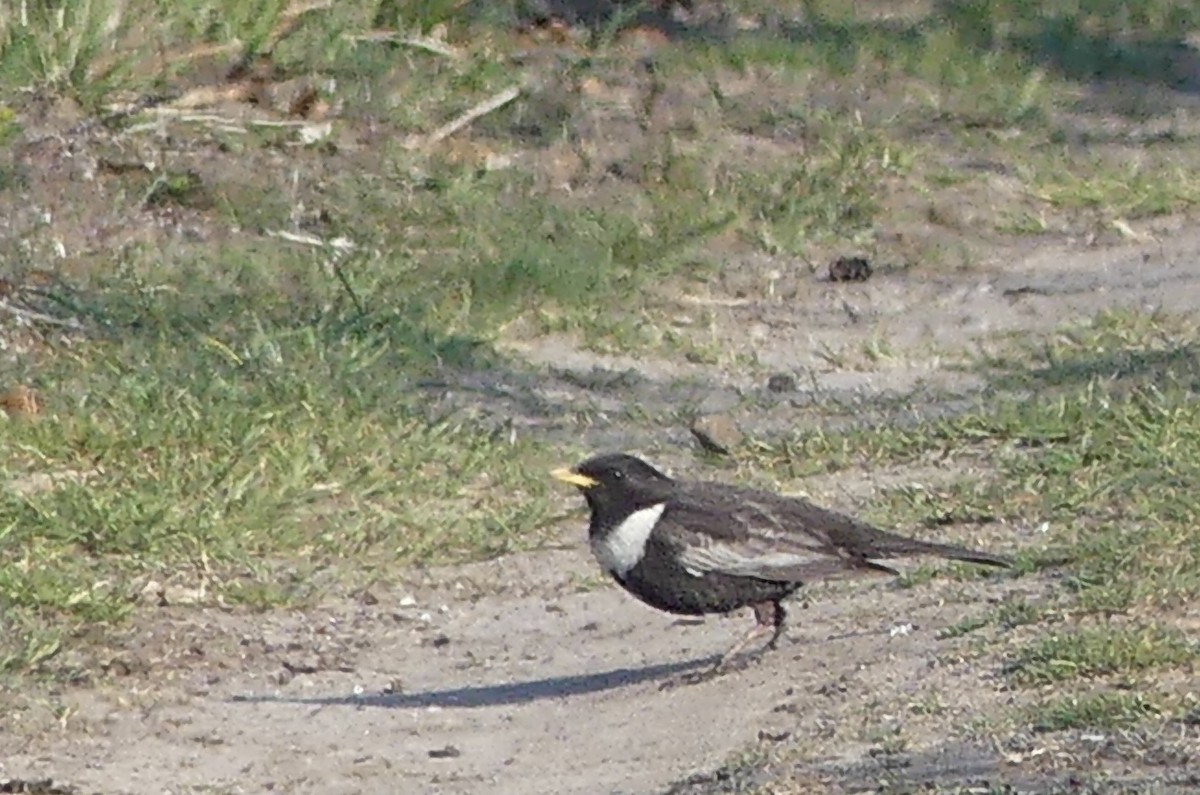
5, 227, 1200, 795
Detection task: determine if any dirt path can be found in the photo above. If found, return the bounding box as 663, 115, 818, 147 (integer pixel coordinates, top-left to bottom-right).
5, 228, 1200, 795
436, 218, 1200, 452
2, 540, 1040, 795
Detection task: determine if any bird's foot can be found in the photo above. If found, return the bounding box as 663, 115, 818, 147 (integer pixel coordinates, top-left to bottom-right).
657, 668, 720, 691
657, 653, 763, 691
657, 602, 787, 691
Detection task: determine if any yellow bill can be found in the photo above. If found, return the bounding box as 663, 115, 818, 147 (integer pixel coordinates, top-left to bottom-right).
551, 467, 599, 488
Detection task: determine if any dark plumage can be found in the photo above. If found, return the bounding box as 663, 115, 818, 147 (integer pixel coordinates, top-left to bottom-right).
552, 453, 1011, 676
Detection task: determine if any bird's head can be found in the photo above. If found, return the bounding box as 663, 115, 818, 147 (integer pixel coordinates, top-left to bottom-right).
551, 453, 675, 518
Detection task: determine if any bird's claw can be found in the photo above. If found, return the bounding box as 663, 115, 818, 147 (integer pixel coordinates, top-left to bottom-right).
657, 653, 764, 691
657, 669, 718, 691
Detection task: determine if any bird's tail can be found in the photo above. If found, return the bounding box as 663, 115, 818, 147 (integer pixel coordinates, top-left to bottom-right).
865, 533, 1012, 568
914, 540, 1012, 568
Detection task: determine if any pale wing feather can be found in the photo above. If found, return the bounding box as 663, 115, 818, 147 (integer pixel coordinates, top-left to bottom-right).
677, 541, 860, 580
671, 498, 849, 581
667, 493, 897, 581
663, 479, 1009, 580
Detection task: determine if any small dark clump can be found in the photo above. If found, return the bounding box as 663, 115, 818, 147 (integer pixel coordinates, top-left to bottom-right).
766, 373, 796, 393
828, 256, 872, 283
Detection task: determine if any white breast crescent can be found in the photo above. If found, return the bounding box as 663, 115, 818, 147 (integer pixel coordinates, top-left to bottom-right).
590, 503, 666, 578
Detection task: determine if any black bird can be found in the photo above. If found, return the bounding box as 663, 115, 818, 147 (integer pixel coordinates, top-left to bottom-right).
552, 453, 1011, 675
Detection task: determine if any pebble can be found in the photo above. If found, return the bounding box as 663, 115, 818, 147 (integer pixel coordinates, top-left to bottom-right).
766, 373, 796, 393
689, 414, 743, 455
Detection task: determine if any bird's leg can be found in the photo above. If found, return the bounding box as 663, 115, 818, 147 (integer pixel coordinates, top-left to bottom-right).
658, 625, 765, 691
715, 621, 769, 670
715, 600, 787, 665
658, 601, 787, 691
764, 599, 787, 650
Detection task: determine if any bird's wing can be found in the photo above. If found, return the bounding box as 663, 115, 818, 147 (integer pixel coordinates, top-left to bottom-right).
664, 481, 1008, 583
674, 533, 898, 581
662, 484, 893, 582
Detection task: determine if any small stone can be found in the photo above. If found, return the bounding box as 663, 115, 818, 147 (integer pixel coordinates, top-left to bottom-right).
161, 584, 206, 606
690, 414, 743, 455
399, 595, 417, 607
139, 580, 166, 606
766, 373, 796, 393
103, 658, 135, 677
1, 385, 40, 418
828, 256, 872, 283
428, 745, 461, 759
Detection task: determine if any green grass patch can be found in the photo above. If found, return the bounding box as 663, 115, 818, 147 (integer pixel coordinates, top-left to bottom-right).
746, 310, 1200, 707
1030, 157, 1200, 218
1029, 691, 1162, 733
0, 257, 574, 674
1006, 626, 1196, 686
938, 596, 1048, 639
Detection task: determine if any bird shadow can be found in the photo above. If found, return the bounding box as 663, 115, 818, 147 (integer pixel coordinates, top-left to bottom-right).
229, 655, 717, 710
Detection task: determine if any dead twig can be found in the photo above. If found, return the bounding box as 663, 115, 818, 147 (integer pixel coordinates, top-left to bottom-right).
165, 83, 258, 111
345, 30, 461, 59
89, 41, 243, 84
118, 110, 323, 139
406, 85, 522, 149
263, 0, 334, 54
264, 231, 365, 316
154, 110, 315, 128
0, 299, 85, 330
265, 230, 356, 253
677, 295, 754, 308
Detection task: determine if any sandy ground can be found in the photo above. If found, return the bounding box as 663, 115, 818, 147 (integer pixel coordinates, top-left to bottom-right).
1, 541, 1040, 795
5, 226, 1200, 794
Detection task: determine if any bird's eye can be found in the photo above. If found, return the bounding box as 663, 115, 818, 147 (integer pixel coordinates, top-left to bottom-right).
612, 469, 624, 480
